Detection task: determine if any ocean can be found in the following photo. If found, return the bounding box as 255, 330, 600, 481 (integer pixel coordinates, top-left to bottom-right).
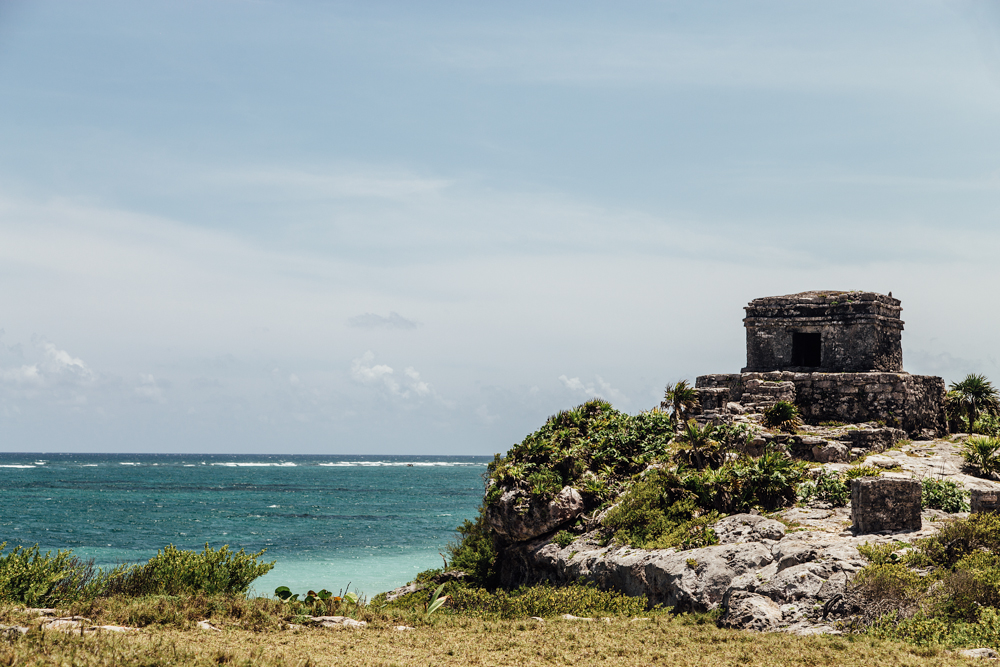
0, 453, 490, 599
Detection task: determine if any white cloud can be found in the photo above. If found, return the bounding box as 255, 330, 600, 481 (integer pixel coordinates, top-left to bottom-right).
558, 374, 629, 405
350, 351, 438, 400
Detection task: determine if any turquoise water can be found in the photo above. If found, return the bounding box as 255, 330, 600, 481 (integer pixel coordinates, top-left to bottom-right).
0, 453, 489, 598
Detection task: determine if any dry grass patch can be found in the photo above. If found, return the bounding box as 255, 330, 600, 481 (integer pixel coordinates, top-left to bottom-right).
0, 614, 975, 667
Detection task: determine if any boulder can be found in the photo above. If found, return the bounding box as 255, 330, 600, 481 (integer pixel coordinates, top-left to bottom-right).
812, 442, 850, 463
960, 648, 999, 659
486, 486, 585, 542
721, 591, 783, 631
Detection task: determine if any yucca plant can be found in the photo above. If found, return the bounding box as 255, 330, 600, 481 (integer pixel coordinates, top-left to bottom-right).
763, 400, 803, 433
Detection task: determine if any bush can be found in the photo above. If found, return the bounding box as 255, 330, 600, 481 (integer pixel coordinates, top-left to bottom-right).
0, 543, 96, 606
447, 582, 648, 619
103, 544, 274, 597
921, 478, 969, 513
763, 401, 802, 432
797, 470, 849, 506
487, 399, 675, 505
844, 465, 882, 480
602, 474, 720, 550
552, 531, 576, 549
447, 514, 499, 589
0, 543, 274, 605
963, 436, 1000, 478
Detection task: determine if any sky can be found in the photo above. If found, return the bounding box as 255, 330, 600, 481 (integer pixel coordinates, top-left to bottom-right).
1, 0, 1000, 454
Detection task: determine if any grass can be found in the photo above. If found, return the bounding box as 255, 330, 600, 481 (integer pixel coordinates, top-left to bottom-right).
0, 605, 977, 667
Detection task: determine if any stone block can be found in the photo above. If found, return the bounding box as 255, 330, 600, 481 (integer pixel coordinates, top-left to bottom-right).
851, 477, 921, 534
971, 489, 1000, 514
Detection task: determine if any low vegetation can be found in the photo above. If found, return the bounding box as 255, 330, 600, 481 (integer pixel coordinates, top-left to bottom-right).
0, 543, 273, 607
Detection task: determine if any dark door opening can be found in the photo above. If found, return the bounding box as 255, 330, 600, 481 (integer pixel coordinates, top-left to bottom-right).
791, 332, 822, 367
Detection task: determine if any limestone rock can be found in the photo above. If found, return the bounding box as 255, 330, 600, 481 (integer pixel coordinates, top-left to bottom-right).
721, 592, 783, 631
812, 442, 850, 463
864, 454, 897, 469
486, 486, 585, 542
310, 616, 367, 629
960, 648, 999, 659
714, 514, 786, 544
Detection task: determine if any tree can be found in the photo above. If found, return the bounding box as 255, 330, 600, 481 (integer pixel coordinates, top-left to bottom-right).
660, 380, 699, 429
949, 374, 1000, 434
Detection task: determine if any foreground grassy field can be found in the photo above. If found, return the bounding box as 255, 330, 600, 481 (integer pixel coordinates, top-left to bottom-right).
0, 611, 977, 667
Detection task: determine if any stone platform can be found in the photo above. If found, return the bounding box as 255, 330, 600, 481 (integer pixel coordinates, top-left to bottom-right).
695, 371, 946, 437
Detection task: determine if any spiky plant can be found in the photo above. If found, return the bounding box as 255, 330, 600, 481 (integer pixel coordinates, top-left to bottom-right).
661, 380, 700, 428
949, 374, 1000, 434
763, 400, 803, 433
963, 435, 1000, 478
673, 419, 718, 470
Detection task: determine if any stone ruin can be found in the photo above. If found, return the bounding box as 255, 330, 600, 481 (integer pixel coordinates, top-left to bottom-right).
694, 290, 947, 439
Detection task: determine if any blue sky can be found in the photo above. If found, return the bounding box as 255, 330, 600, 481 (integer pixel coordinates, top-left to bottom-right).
1, 0, 999, 454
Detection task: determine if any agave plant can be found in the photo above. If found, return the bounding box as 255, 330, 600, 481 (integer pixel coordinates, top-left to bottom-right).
661, 380, 700, 428
763, 401, 803, 433
949, 374, 1000, 434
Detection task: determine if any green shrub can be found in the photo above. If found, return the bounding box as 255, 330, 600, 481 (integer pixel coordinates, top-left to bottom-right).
844, 464, 882, 480
486, 399, 675, 504
552, 531, 576, 549
921, 478, 969, 513
446, 514, 499, 589
447, 582, 648, 619
603, 482, 720, 551
910, 512, 1000, 569
0, 543, 96, 606
763, 401, 802, 432
726, 450, 804, 511
963, 436, 1000, 478
797, 471, 849, 506
103, 544, 274, 597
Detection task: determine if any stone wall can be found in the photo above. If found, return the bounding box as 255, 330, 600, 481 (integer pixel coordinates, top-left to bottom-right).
695, 371, 946, 437
743, 291, 903, 373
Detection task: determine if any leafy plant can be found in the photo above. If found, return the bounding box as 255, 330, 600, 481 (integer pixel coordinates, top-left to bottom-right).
552, 530, 576, 549
762, 401, 802, 432
921, 477, 969, 513
844, 464, 882, 480
963, 435, 1000, 478
797, 470, 849, 506
601, 472, 719, 550
426, 583, 449, 619
661, 380, 699, 428
672, 419, 719, 470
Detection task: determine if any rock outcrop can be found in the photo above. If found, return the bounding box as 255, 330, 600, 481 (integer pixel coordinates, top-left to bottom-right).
486, 486, 585, 542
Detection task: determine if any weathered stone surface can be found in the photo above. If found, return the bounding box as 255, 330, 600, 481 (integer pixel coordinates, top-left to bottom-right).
851, 477, 922, 534
864, 454, 897, 469
486, 486, 585, 542
972, 489, 1000, 514
960, 648, 999, 659
714, 514, 786, 544
695, 371, 946, 437
812, 442, 850, 463
720, 591, 783, 631
310, 616, 367, 629
743, 291, 903, 373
